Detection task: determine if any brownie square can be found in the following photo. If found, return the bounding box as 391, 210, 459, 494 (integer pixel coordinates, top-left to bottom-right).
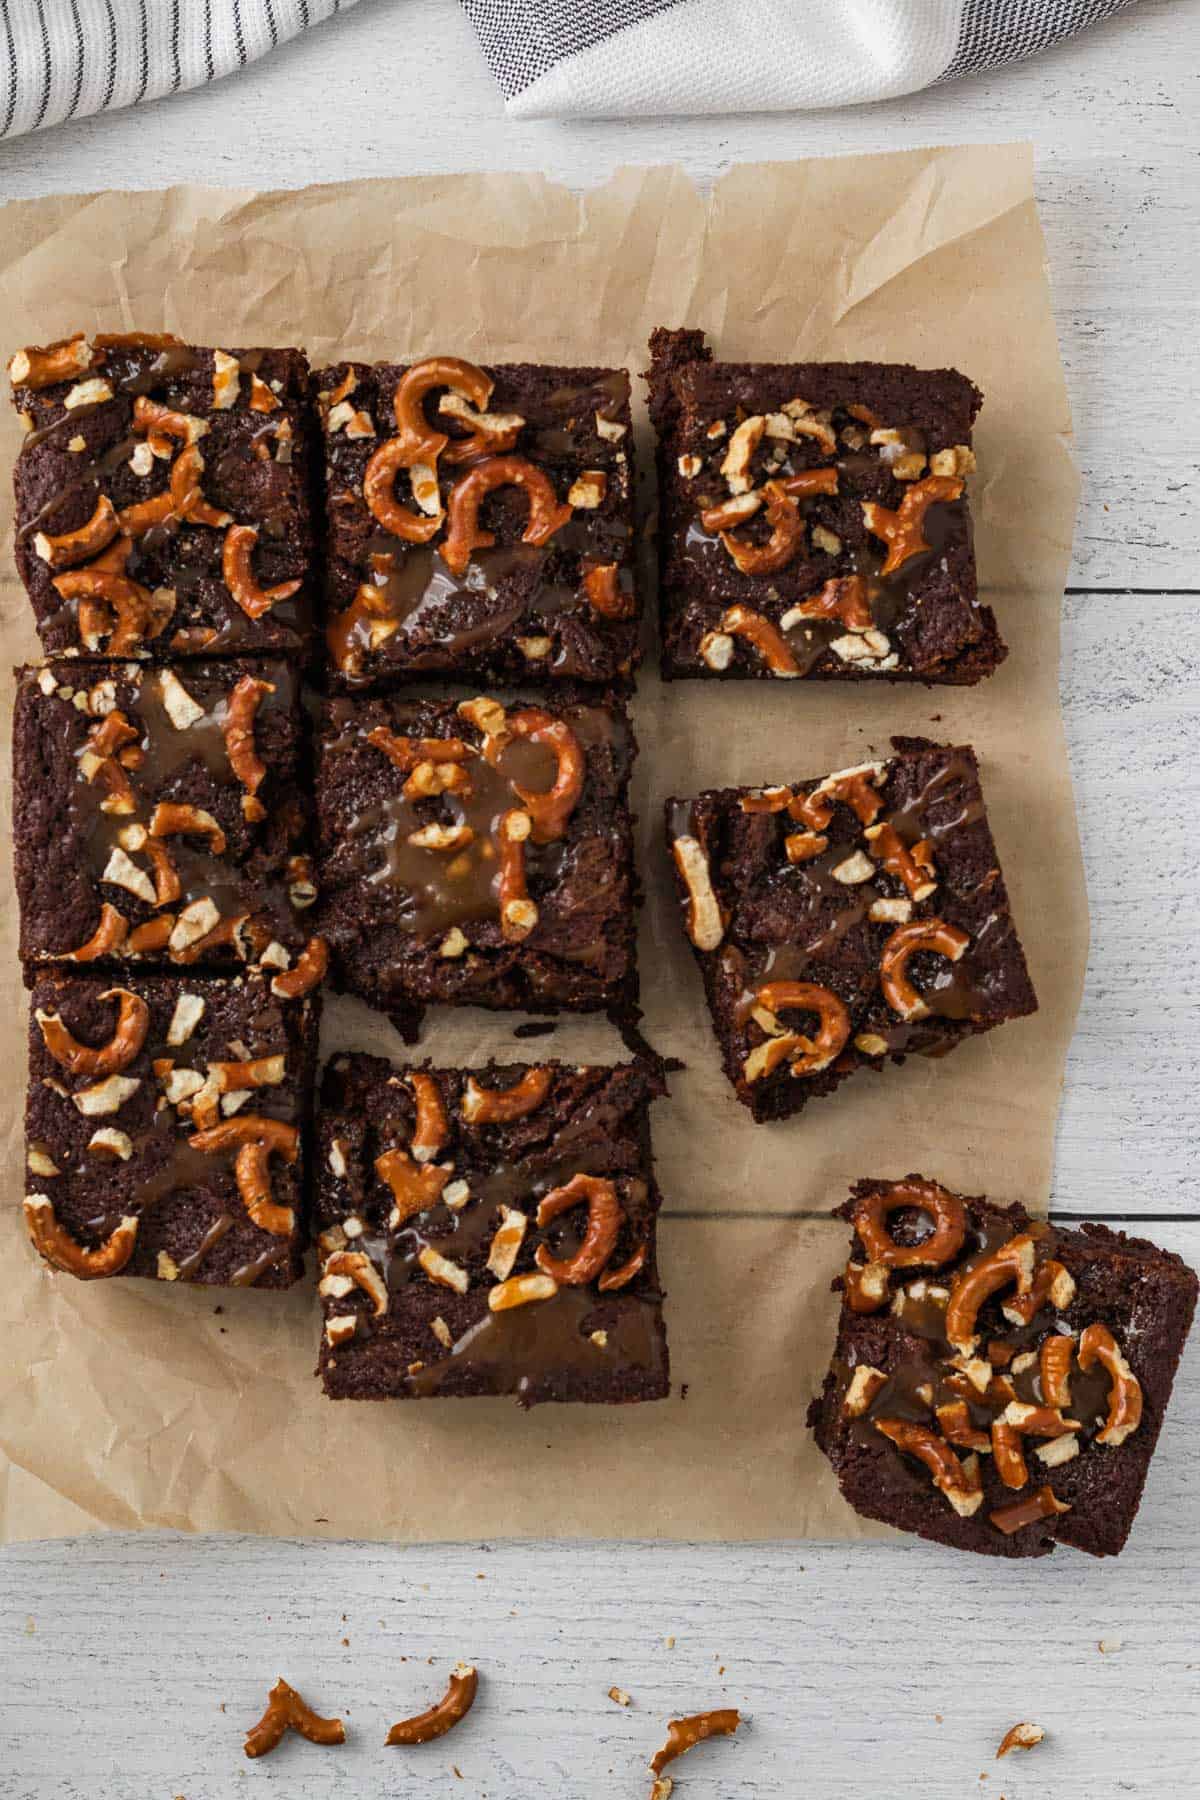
317, 357, 638, 688
24, 970, 318, 1288
315, 1053, 669, 1406
646, 327, 1004, 684
313, 689, 638, 1037
13, 658, 317, 975
809, 1177, 1198, 1557
666, 738, 1037, 1122
9, 332, 315, 660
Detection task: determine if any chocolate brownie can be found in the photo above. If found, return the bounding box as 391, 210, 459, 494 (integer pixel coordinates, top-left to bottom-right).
9, 331, 315, 660
12, 658, 321, 977
318, 356, 638, 688
646, 327, 1004, 684
809, 1177, 1198, 1557
666, 738, 1036, 1122
313, 690, 638, 1037
24, 970, 318, 1288
315, 1053, 669, 1405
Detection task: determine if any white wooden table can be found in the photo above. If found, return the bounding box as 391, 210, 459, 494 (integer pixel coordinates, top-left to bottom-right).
1, 3, 1198, 1794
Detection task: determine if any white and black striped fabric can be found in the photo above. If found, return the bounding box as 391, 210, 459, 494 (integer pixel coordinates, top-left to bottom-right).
0, 0, 1140, 138
0, 0, 359, 140
460, 0, 1141, 117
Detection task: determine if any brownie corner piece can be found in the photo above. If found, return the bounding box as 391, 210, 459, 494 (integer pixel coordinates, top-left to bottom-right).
313, 688, 637, 1035
317, 355, 639, 689
24, 968, 318, 1288
646, 325, 1003, 685
666, 740, 1036, 1123
314, 1054, 669, 1405
12, 657, 316, 973
809, 1176, 1198, 1557
9, 330, 314, 660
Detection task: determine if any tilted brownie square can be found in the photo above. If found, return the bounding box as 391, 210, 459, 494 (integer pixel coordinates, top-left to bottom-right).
646, 327, 1003, 684
318, 356, 638, 688
313, 689, 638, 1038
24, 970, 318, 1288
666, 738, 1036, 1123
9, 331, 315, 660
315, 1053, 669, 1406
809, 1176, 1198, 1557
12, 658, 320, 978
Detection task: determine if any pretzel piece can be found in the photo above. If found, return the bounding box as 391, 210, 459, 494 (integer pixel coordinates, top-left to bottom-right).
10, 334, 92, 389
375, 1147, 450, 1227
270, 937, 329, 1000
35, 987, 149, 1077
744, 981, 851, 1080
879, 917, 970, 1021
483, 707, 584, 843
188, 1116, 299, 1237
65, 903, 129, 961
874, 1418, 983, 1516
385, 1663, 478, 1746
33, 494, 120, 569
441, 454, 572, 577
223, 674, 274, 794
945, 1233, 1037, 1354
24, 1194, 138, 1279
848, 1177, 967, 1270
461, 1067, 552, 1124
582, 560, 636, 619
862, 474, 964, 576
244, 1678, 346, 1758
1078, 1321, 1143, 1447
222, 524, 301, 619
495, 808, 538, 941
408, 1071, 449, 1162
53, 566, 156, 656
719, 603, 800, 676
535, 1174, 624, 1286
650, 1709, 741, 1777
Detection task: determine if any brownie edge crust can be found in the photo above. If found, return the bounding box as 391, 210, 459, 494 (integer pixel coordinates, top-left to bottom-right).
809, 1178, 1198, 1557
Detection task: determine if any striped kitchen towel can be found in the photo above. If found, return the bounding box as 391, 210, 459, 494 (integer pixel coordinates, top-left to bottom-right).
0, 0, 1140, 139
0, 0, 360, 140
460, 0, 1142, 117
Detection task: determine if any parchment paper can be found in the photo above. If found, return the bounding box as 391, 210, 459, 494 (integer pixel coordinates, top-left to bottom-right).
0, 145, 1085, 1543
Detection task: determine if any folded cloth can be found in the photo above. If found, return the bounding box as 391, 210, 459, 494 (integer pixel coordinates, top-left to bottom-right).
460, 0, 1140, 118
0, 0, 360, 140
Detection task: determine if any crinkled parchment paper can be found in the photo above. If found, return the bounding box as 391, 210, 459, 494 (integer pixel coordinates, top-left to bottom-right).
0, 145, 1083, 1542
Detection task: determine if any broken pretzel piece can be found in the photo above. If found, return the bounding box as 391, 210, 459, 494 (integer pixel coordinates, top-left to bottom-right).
649, 1708, 741, 1778
243, 1677, 346, 1758
385, 1662, 479, 1746
996, 1722, 1045, 1758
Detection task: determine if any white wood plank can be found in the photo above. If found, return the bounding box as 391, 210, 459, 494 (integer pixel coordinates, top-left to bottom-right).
1, 1219, 1196, 1799
1057, 593, 1200, 1213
